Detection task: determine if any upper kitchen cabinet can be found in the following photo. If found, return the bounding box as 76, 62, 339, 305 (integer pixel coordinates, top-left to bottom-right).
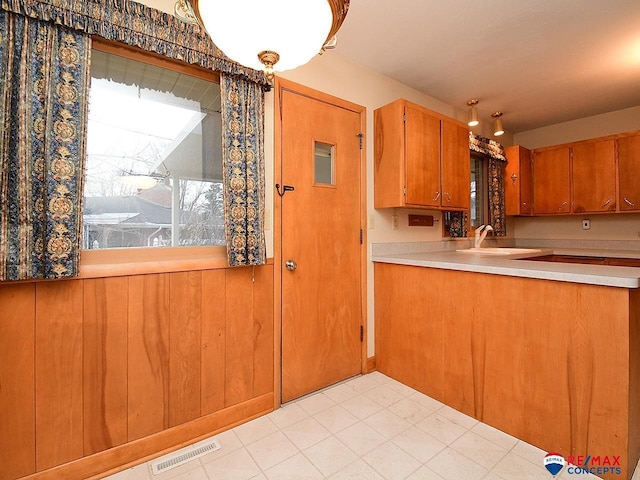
531, 140, 616, 215
504, 145, 532, 216
618, 134, 640, 212
441, 118, 472, 209
572, 139, 616, 213
513, 130, 640, 216
374, 99, 470, 210
404, 102, 441, 207
531, 146, 571, 214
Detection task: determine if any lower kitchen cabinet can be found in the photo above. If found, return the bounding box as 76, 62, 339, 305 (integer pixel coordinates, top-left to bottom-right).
374, 262, 640, 480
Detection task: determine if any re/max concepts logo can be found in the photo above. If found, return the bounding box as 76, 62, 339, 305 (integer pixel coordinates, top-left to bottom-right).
544, 452, 622, 477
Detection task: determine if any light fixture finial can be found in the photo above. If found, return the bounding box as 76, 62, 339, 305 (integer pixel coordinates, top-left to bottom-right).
258, 51, 280, 80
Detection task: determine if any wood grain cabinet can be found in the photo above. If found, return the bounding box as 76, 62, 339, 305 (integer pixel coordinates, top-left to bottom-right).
525, 131, 640, 216
531, 146, 571, 214
441, 117, 472, 209
572, 138, 616, 213
530, 138, 616, 215
374, 99, 470, 210
374, 262, 640, 480
504, 145, 533, 215
618, 134, 640, 212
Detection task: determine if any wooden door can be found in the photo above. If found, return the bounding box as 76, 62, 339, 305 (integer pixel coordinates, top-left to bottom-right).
532, 147, 571, 214
405, 104, 441, 207
572, 139, 616, 213
618, 134, 640, 212
441, 118, 471, 209
278, 83, 364, 403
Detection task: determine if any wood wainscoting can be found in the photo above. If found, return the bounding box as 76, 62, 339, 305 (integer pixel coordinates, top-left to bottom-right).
0, 263, 274, 480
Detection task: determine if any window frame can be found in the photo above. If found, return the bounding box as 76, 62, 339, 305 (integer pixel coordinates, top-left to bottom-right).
470, 151, 489, 231
80, 38, 227, 277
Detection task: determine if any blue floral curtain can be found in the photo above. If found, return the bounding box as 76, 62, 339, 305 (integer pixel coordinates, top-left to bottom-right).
0, 10, 90, 280
470, 133, 507, 236
220, 74, 266, 266
0, 0, 270, 88
1, 0, 269, 273
488, 158, 506, 236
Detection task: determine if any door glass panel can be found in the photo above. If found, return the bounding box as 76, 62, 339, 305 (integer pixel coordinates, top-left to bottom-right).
314, 142, 334, 185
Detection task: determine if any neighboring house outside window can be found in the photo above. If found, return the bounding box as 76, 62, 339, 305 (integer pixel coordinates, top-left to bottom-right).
84, 48, 223, 250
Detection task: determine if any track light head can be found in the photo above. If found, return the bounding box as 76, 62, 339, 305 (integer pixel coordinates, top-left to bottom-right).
467, 99, 479, 127
492, 112, 504, 136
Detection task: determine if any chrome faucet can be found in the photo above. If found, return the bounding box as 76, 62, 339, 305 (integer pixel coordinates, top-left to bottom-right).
474, 224, 494, 248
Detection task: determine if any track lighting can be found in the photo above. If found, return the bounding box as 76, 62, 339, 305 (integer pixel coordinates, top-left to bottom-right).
492, 112, 504, 136
467, 99, 479, 127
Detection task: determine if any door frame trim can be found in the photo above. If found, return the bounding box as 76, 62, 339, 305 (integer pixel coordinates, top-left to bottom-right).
273, 77, 368, 408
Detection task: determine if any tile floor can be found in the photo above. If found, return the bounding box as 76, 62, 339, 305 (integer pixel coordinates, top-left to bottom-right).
106, 372, 638, 480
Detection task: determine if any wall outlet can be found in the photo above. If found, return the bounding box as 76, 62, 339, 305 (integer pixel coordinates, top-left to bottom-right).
582, 219, 591, 230
368, 213, 375, 229
391, 214, 399, 230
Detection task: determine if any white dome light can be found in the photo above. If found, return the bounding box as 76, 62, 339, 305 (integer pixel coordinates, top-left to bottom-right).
192, 0, 350, 78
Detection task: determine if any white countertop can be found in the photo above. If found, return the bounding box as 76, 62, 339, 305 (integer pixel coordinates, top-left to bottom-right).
372, 250, 640, 288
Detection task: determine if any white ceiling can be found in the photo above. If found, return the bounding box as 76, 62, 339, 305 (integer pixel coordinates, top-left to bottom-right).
333, 0, 640, 133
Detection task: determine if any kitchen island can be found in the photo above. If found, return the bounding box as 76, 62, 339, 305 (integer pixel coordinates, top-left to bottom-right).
373, 250, 640, 480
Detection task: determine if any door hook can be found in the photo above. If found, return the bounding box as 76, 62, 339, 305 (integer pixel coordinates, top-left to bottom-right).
275, 184, 295, 197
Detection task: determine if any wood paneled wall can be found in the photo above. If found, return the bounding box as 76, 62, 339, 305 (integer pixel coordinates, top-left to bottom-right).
0, 264, 273, 480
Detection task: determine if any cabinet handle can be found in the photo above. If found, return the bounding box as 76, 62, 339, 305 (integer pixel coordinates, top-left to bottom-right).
601, 199, 612, 209
444, 192, 452, 203
558, 201, 568, 211
432, 191, 441, 202
624, 198, 636, 207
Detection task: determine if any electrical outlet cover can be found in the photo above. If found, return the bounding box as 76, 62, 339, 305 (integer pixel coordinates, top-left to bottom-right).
391, 214, 399, 230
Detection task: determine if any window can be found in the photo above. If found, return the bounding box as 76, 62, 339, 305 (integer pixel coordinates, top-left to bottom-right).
83, 48, 223, 250
470, 152, 489, 229
314, 142, 334, 185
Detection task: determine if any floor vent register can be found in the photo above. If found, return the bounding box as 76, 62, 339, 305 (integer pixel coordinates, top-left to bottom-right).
149, 439, 221, 475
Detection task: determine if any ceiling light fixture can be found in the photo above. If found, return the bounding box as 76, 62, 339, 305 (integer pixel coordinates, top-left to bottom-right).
189, 0, 350, 80
120, 169, 171, 190
467, 99, 479, 127
492, 112, 504, 136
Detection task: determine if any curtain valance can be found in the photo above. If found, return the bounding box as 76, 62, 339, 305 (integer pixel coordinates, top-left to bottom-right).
0, 0, 270, 89
469, 132, 507, 162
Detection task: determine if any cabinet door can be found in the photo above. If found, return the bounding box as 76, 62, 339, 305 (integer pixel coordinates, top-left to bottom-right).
405, 104, 441, 207
505, 146, 532, 215
572, 139, 615, 213
618, 134, 640, 211
374, 100, 405, 208
532, 147, 571, 214
441, 119, 470, 209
